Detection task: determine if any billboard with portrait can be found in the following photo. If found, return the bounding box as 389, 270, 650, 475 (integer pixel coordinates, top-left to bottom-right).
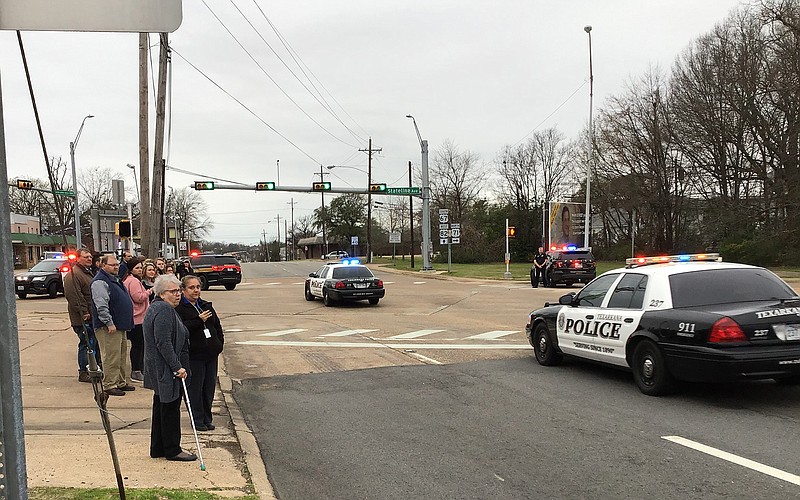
548, 202, 586, 249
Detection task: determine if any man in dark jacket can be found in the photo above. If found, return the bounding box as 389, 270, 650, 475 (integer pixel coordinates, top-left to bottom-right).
63, 248, 101, 382
91, 254, 136, 396
175, 275, 224, 431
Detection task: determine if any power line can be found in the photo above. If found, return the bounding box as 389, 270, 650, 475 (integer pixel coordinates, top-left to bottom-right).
165, 163, 250, 186
200, 0, 360, 149
251, 0, 371, 140
171, 47, 321, 165
513, 80, 588, 147
229, 0, 367, 146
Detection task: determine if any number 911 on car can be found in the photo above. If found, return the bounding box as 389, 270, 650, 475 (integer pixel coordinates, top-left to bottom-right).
304, 261, 385, 307
525, 253, 800, 396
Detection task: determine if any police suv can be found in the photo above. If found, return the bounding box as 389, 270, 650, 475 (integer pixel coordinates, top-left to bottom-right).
305, 259, 385, 306
526, 254, 800, 396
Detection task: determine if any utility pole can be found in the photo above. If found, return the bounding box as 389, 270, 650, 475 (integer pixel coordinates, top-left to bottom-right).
284, 218, 288, 262
409, 160, 415, 268
149, 32, 168, 257
287, 198, 297, 261
359, 138, 381, 263
275, 215, 282, 261
261, 229, 269, 262
318, 165, 329, 255
138, 33, 151, 256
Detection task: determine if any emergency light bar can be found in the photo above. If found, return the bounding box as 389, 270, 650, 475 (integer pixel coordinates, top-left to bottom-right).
625, 253, 721, 268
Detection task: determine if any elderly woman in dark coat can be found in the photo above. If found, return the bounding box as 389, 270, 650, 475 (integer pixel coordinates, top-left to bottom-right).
142, 274, 195, 461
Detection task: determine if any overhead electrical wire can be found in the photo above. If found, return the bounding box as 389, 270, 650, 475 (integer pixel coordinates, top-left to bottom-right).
251, 0, 371, 141
165, 163, 250, 186
200, 0, 361, 149
171, 47, 322, 165
513, 80, 588, 147
229, 0, 367, 146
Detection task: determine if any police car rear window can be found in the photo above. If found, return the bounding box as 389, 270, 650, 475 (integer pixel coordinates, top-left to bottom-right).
669, 269, 797, 307
332, 267, 374, 279
215, 257, 239, 265
557, 251, 592, 259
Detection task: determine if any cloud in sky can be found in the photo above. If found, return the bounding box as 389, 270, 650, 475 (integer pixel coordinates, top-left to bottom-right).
1, 0, 743, 244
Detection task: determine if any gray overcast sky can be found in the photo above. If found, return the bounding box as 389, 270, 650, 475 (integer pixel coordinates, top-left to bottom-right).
1, 0, 744, 245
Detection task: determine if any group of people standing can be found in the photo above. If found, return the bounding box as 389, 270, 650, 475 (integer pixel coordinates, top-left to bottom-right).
63, 249, 221, 462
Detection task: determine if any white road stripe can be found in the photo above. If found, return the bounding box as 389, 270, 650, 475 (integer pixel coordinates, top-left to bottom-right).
258, 328, 308, 337
406, 352, 443, 365
318, 329, 378, 337
292, 282, 304, 285
226, 329, 244, 332
236, 340, 531, 350
388, 329, 446, 340
662, 436, 800, 486
382, 281, 395, 284
413, 281, 426, 285
265, 282, 282, 286
465, 330, 519, 340
236, 282, 254, 286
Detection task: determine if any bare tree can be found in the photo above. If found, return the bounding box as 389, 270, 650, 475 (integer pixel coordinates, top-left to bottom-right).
166, 187, 213, 243
431, 139, 486, 219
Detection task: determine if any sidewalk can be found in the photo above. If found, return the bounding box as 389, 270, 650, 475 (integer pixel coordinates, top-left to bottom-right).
18, 309, 274, 498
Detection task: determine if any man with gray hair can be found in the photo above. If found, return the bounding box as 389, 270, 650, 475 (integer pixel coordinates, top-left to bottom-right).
91, 253, 135, 397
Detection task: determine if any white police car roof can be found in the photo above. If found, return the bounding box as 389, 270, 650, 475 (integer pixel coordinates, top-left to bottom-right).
606, 260, 757, 278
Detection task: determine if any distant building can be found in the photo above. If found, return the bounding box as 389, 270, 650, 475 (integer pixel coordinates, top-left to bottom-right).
10, 213, 76, 268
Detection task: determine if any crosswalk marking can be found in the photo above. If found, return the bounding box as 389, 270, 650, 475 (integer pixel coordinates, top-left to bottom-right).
258, 328, 308, 337
387, 329, 446, 340
318, 329, 378, 338
464, 330, 519, 340
237, 340, 531, 350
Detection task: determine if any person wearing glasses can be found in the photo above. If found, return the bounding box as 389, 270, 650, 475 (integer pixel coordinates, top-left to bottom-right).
176, 275, 224, 431
142, 274, 195, 462
90, 254, 135, 397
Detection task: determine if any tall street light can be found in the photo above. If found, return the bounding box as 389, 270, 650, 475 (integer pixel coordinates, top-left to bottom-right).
70, 114, 94, 249
584, 25, 594, 249
406, 114, 432, 270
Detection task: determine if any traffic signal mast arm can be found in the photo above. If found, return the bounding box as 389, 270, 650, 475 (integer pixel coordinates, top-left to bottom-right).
192, 182, 418, 196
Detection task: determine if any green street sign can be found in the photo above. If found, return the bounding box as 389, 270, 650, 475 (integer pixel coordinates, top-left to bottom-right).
53, 190, 75, 196
386, 187, 421, 195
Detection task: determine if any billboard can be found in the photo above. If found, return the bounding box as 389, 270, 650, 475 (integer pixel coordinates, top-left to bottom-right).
0, 0, 182, 32
548, 202, 586, 249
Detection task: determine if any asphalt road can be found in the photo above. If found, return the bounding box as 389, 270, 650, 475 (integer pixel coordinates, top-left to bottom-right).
218, 262, 800, 499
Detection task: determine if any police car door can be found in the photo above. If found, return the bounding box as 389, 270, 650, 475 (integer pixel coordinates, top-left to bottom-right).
556, 273, 622, 361
592, 272, 649, 367
311, 265, 329, 298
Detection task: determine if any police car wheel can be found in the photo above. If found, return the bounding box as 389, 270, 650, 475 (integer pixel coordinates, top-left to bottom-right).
305, 286, 315, 301
199, 275, 209, 291
368, 298, 379, 305
533, 323, 562, 366
17, 293, 26, 299
632, 340, 674, 396
47, 282, 59, 298
323, 289, 335, 307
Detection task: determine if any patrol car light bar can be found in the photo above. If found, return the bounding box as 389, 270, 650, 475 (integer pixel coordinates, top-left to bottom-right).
341, 258, 361, 266
625, 253, 721, 268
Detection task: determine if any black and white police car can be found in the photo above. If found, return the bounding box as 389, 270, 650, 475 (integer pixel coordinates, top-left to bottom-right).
304, 259, 385, 306
526, 253, 800, 396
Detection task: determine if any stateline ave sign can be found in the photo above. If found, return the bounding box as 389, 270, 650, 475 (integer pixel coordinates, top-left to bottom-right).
0, 0, 182, 32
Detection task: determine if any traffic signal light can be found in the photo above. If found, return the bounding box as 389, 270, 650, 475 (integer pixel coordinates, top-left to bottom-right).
369, 183, 387, 192
119, 220, 132, 238
507, 226, 516, 238
312, 182, 331, 191
194, 181, 215, 190
16, 179, 34, 189
256, 182, 276, 191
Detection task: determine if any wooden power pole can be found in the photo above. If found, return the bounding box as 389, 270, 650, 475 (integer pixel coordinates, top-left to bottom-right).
138, 33, 151, 256
149, 32, 169, 258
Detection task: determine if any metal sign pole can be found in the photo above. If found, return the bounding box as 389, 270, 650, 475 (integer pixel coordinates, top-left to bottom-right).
0, 70, 29, 500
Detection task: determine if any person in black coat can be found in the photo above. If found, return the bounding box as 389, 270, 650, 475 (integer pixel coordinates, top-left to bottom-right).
176, 275, 224, 431
142, 274, 195, 461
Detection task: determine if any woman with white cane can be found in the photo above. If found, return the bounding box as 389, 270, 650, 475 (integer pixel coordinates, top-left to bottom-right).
142, 274, 196, 462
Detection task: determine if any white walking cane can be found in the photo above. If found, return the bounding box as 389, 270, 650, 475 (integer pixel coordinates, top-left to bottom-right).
181, 377, 207, 471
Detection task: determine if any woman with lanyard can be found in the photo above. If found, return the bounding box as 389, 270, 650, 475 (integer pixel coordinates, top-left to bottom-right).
175, 275, 224, 431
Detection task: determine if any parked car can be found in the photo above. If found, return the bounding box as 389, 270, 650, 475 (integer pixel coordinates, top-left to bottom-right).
322, 250, 349, 260
15, 258, 68, 299
544, 248, 596, 287
189, 254, 242, 290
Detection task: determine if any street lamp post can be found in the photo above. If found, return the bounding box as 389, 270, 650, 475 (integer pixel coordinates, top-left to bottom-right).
584, 25, 594, 249
406, 115, 432, 270
69, 114, 94, 249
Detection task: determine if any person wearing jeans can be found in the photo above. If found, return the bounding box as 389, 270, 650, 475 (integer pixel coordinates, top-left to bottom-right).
64, 248, 101, 381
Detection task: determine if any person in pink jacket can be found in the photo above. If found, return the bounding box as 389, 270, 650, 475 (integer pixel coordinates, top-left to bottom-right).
123, 257, 153, 381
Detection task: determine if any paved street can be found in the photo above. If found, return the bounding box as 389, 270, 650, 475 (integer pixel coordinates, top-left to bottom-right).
15, 261, 800, 498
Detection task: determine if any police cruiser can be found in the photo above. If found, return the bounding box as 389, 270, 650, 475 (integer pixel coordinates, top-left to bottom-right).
305, 259, 385, 306
525, 253, 800, 396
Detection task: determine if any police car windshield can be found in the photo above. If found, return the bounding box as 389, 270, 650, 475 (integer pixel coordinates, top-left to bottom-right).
332, 266, 373, 279
669, 268, 797, 307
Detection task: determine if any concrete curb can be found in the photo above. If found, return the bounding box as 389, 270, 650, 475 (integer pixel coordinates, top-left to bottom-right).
218, 356, 277, 500
368, 262, 530, 284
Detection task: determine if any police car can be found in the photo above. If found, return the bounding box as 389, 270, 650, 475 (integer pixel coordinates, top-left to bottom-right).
525, 253, 800, 396
304, 259, 385, 306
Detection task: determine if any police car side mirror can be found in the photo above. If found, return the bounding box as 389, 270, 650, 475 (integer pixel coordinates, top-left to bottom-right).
559, 293, 576, 306
308, 272, 318, 278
